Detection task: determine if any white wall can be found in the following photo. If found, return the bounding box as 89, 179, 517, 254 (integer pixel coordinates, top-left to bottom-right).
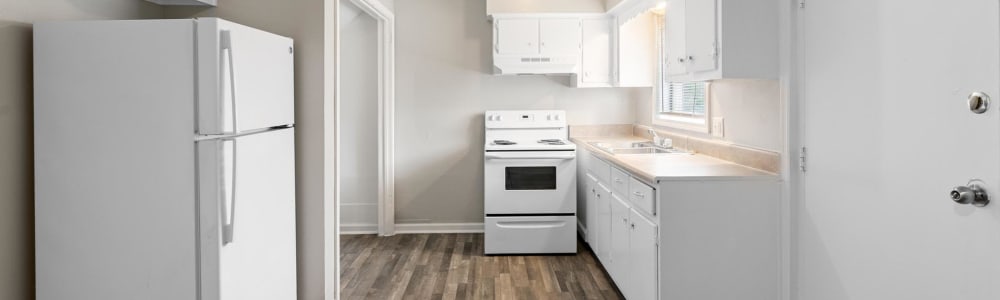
395, 0, 644, 225
636, 79, 782, 151
338, 0, 379, 228
486, 0, 606, 14
0, 2, 164, 299
165, 1, 334, 298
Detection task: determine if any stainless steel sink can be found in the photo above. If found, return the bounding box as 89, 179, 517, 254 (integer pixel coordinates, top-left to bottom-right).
588, 141, 691, 155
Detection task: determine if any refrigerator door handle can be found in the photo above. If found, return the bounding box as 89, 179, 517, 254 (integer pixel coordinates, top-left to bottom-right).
221, 138, 238, 245
220, 30, 239, 134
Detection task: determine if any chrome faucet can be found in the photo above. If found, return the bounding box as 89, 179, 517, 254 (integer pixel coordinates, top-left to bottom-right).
648, 128, 672, 148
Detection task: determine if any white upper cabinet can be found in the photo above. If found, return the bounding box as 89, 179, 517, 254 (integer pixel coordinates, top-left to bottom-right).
663, 0, 777, 80
684, 0, 718, 73
663, 0, 688, 77
492, 15, 582, 75
573, 17, 614, 88
539, 19, 582, 54
495, 19, 540, 55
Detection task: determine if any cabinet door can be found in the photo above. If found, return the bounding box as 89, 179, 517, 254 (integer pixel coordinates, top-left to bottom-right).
685, 0, 718, 73
663, 0, 689, 76
496, 19, 539, 55
610, 194, 632, 295
539, 19, 581, 55
595, 183, 613, 265
585, 174, 599, 245
580, 19, 611, 84
629, 210, 658, 300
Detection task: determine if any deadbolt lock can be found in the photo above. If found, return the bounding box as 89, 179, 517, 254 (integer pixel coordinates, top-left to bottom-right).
968, 92, 990, 114
950, 180, 989, 207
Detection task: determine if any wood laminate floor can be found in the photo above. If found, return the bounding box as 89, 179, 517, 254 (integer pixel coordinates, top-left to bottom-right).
339, 233, 624, 300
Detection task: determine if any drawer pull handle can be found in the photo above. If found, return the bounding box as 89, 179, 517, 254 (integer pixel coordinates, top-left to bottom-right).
633, 192, 645, 198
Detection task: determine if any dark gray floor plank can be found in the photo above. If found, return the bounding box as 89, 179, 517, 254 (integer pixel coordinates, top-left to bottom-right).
340, 233, 624, 300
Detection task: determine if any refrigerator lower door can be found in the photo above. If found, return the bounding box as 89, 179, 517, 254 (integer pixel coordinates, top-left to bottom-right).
197, 18, 295, 135
197, 128, 296, 300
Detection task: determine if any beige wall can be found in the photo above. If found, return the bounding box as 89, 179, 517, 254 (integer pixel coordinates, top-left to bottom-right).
164, 0, 334, 298
635, 79, 782, 151
486, 0, 606, 14
0, 2, 164, 299
394, 0, 644, 225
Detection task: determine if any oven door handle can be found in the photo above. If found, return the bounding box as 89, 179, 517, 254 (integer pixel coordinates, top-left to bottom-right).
485, 152, 576, 160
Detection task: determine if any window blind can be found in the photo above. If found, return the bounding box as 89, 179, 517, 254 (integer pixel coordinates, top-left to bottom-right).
656, 15, 707, 117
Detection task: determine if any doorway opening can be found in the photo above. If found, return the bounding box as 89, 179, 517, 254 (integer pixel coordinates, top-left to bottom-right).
334, 0, 395, 294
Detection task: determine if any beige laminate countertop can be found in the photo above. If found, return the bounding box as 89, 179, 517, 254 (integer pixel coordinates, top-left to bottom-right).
570, 136, 779, 183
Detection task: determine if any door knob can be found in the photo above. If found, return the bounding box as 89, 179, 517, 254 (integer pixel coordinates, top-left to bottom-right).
950, 180, 989, 207
968, 92, 990, 114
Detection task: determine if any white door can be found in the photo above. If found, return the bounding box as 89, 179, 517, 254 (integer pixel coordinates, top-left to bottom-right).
539, 19, 581, 55
610, 194, 631, 294
495, 19, 539, 55
629, 210, 658, 300
684, 0, 716, 73
581, 19, 611, 84
596, 183, 613, 265
197, 129, 297, 300
483, 153, 577, 214
585, 174, 599, 245
798, 1, 1000, 299
198, 18, 295, 135
663, 0, 688, 76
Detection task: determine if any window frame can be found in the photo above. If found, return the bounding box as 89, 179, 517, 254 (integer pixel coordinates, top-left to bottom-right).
652, 14, 711, 133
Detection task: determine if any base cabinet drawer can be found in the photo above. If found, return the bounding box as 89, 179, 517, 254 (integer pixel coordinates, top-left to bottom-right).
629, 177, 655, 216
484, 216, 577, 254
590, 154, 611, 184
610, 167, 630, 196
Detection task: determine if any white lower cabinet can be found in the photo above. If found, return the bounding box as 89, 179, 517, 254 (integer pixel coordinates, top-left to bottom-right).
629, 210, 658, 300
579, 148, 779, 299
595, 182, 613, 265
609, 194, 633, 297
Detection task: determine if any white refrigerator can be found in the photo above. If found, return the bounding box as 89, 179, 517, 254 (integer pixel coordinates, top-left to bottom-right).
34, 18, 296, 300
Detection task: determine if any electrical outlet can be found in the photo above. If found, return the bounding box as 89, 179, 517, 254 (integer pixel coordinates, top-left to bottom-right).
711, 117, 725, 137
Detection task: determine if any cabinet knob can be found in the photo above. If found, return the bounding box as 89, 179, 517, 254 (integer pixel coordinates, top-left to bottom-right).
687, 55, 695, 61
630, 223, 635, 230
677, 57, 686, 63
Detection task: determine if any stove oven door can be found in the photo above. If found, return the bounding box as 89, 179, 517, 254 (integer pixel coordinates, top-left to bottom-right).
484, 150, 577, 214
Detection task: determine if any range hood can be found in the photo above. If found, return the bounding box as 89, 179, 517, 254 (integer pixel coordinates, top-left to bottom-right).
493, 54, 580, 75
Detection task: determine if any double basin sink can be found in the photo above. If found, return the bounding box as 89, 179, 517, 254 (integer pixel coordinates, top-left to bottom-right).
589, 141, 691, 155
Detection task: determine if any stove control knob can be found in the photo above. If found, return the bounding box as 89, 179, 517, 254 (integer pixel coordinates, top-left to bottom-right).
554, 114, 561, 121
487, 115, 494, 121
497, 115, 504, 121
546, 115, 552, 121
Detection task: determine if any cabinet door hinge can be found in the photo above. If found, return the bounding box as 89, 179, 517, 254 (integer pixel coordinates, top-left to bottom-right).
799, 0, 805, 9
799, 146, 807, 172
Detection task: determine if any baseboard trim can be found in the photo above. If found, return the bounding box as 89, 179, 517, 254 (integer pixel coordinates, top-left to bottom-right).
394, 222, 484, 234
340, 223, 378, 235
577, 220, 588, 243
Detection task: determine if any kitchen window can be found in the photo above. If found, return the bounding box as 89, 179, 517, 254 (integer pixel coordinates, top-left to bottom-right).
654, 14, 710, 132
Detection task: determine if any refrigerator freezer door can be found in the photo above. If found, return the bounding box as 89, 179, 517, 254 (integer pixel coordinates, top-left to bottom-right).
198, 18, 294, 135
197, 128, 296, 300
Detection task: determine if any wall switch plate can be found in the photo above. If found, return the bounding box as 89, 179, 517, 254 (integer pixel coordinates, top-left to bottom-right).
711, 117, 725, 137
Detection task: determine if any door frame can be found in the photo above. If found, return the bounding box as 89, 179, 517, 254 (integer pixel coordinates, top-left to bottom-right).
334, 0, 396, 237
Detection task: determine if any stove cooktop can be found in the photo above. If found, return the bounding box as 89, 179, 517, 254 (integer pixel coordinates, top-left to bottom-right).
486, 139, 576, 151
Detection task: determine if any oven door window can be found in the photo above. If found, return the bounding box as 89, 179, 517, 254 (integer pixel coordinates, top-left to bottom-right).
505, 166, 557, 190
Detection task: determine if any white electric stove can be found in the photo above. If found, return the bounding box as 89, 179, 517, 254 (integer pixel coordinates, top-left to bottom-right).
483, 110, 577, 255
